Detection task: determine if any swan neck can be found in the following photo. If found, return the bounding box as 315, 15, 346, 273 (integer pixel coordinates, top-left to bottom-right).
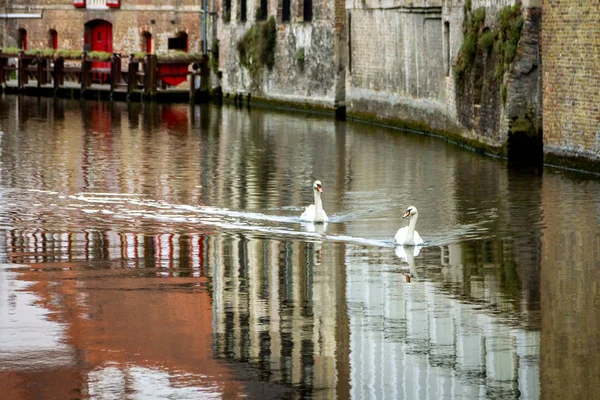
407, 214, 418, 238
314, 190, 323, 213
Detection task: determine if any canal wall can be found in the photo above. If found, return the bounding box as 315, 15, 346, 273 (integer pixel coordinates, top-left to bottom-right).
542, 1, 600, 172
215, 0, 346, 111
219, 0, 543, 160
344, 0, 541, 158
3, 0, 600, 172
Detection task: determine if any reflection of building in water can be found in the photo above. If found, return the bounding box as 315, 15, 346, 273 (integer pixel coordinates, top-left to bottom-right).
347, 243, 540, 399
439, 240, 540, 330
5, 229, 207, 272
1, 227, 347, 397
209, 236, 346, 398
0, 229, 245, 399
540, 176, 600, 400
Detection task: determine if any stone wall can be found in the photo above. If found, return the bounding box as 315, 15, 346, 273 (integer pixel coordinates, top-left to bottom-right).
345, 0, 542, 157
1, 1, 205, 55
542, 1, 600, 170
345, 7, 457, 133
215, 0, 345, 109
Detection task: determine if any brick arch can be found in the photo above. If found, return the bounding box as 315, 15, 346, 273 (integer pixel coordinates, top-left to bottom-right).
84, 19, 113, 53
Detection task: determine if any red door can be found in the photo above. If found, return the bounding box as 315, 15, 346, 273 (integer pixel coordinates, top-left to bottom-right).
90, 21, 112, 69
51, 31, 58, 50
145, 33, 152, 53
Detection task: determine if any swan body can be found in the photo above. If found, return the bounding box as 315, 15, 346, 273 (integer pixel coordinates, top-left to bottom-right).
300, 180, 328, 223
394, 205, 424, 246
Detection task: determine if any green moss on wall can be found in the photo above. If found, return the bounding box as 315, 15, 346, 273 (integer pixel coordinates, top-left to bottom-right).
454, 4, 524, 89
237, 16, 277, 75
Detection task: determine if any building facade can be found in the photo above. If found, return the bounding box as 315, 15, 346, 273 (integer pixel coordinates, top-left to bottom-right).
216, 0, 543, 159
542, 0, 600, 170
0, 1, 206, 56
2, 1, 600, 171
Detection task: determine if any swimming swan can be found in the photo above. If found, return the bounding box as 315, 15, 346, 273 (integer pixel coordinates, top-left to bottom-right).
300, 180, 328, 223
394, 205, 424, 246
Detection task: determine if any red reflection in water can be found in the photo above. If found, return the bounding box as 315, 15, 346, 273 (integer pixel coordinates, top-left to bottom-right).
0, 262, 243, 399
161, 106, 189, 133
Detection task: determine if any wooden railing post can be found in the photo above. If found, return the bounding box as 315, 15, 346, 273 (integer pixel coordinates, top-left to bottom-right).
110, 53, 121, 94
189, 69, 198, 102
0, 56, 7, 87
45, 57, 52, 85
127, 55, 137, 96
54, 57, 64, 92
36, 55, 44, 88
144, 54, 157, 98
81, 52, 90, 93
17, 51, 25, 90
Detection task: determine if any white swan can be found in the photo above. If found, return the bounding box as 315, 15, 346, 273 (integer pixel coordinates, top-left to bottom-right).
394, 205, 424, 246
300, 180, 328, 223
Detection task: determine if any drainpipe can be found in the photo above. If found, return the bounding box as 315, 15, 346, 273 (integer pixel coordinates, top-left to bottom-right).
203, 0, 208, 54
210, 0, 215, 52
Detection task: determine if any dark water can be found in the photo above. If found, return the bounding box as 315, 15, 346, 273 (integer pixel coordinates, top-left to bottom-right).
0, 96, 598, 399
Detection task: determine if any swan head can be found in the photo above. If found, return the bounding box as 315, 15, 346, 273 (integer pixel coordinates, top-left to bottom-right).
313, 180, 323, 193
402, 205, 418, 219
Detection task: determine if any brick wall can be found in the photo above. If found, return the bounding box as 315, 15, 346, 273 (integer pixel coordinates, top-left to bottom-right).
1, 1, 205, 55
542, 1, 600, 164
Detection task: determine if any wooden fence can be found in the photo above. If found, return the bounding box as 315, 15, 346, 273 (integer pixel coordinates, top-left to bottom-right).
0, 51, 210, 102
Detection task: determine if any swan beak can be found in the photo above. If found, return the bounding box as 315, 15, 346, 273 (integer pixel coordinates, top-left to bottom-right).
402, 210, 410, 219
317, 185, 323, 193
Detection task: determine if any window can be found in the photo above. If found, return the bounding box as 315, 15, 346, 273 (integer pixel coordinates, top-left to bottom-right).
258, 0, 267, 21
168, 32, 188, 52
223, 0, 231, 23
303, 0, 312, 22
282, 0, 290, 22
241, 0, 247, 22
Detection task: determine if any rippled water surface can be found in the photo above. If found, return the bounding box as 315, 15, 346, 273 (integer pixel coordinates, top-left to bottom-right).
0, 96, 598, 399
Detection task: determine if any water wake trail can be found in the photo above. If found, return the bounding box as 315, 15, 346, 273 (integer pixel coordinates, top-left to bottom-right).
65, 192, 398, 248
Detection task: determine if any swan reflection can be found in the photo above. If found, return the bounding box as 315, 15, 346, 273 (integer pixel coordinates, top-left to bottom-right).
302, 221, 328, 234
395, 245, 422, 282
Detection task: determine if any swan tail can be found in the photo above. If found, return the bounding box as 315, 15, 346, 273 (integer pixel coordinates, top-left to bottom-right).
300, 204, 316, 221
414, 231, 424, 245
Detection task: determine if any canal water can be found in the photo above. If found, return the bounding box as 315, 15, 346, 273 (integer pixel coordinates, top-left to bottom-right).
0, 96, 598, 399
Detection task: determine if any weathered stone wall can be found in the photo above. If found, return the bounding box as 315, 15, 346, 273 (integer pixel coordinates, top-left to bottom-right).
216, 0, 345, 109
346, 0, 542, 157
1, 1, 205, 54
542, 1, 600, 169
451, 2, 541, 155
345, 7, 458, 133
